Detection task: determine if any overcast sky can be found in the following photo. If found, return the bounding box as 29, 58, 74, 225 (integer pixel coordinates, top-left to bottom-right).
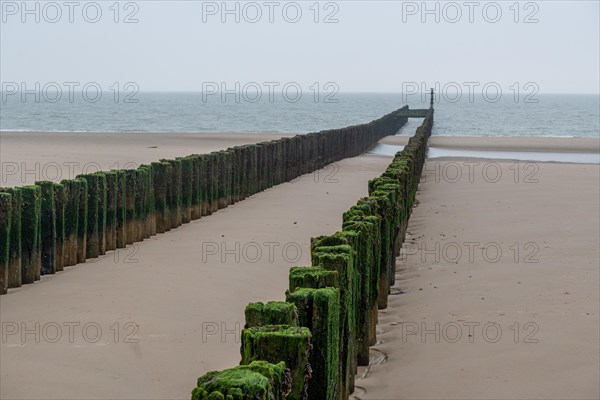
1, 1, 599, 94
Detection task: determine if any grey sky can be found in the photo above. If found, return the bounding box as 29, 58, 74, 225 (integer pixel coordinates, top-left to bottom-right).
1, 1, 599, 94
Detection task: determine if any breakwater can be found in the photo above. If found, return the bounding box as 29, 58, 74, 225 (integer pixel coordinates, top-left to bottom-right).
0, 106, 412, 294
191, 109, 434, 399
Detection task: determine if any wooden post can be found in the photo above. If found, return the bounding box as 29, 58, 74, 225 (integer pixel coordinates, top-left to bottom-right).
36, 181, 56, 275
105, 171, 118, 251
53, 183, 66, 272
115, 170, 127, 248
241, 325, 312, 400
1, 188, 22, 287
79, 174, 100, 259
20, 185, 41, 284
76, 178, 88, 264
0, 193, 12, 294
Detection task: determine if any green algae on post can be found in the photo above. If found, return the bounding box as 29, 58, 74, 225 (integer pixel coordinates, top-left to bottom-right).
151, 162, 168, 233
161, 159, 182, 228
36, 181, 56, 275
124, 169, 136, 244
94, 172, 108, 255
0, 193, 12, 294
134, 167, 148, 241
312, 244, 358, 399
53, 183, 66, 272
286, 287, 340, 400
241, 325, 312, 400
60, 180, 79, 268
79, 174, 100, 259
114, 170, 127, 249
0, 188, 22, 287
288, 266, 339, 293
20, 185, 41, 284
75, 178, 88, 264
179, 157, 193, 223
192, 361, 291, 400
104, 171, 118, 251
245, 301, 299, 328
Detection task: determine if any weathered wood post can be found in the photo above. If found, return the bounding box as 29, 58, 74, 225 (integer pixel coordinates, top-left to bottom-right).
179, 157, 193, 223
192, 361, 292, 400
60, 180, 79, 267
311, 242, 358, 399
124, 169, 136, 245
0, 193, 12, 294
189, 156, 201, 220
79, 174, 100, 259
36, 181, 56, 275
135, 167, 148, 241
115, 169, 127, 248
95, 172, 108, 255
241, 325, 312, 400
151, 162, 168, 233
105, 171, 118, 251
20, 185, 41, 284
53, 183, 66, 272
1, 188, 22, 287
286, 286, 341, 400
76, 178, 88, 264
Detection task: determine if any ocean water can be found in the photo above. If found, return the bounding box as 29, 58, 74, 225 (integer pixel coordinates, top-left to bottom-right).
1, 93, 598, 138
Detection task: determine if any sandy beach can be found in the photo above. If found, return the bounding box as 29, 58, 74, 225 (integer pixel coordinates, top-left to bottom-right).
0, 131, 391, 399
1, 133, 599, 399
358, 159, 600, 400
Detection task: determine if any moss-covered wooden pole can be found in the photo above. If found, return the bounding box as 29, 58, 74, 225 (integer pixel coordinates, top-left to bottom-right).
344, 208, 381, 347
151, 162, 168, 233
288, 266, 339, 293
206, 154, 218, 214
60, 180, 78, 267
198, 155, 209, 216
115, 170, 127, 248
79, 174, 99, 259
286, 287, 340, 400
189, 156, 201, 220
241, 325, 312, 400
76, 178, 88, 264
311, 243, 358, 399
162, 159, 182, 228
124, 169, 136, 245
105, 171, 118, 251
138, 164, 155, 237
135, 167, 148, 241
245, 301, 299, 328
94, 172, 107, 255
216, 152, 227, 209
179, 157, 193, 223
36, 181, 56, 275
147, 165, 157, 236
53, 183, 66, 272
192, 361, 292, 400
1, 188, 22, 287
20, 185, 41, 284
0, 193, 12, 294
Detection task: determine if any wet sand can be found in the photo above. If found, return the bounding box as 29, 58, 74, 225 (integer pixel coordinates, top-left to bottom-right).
0, 131, 391, 399
357, 159, 600, 400
1, 132, 599, 399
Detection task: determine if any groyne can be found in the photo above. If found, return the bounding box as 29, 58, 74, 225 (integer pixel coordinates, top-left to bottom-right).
191, 109, 434, 399
0, 107, 411, 294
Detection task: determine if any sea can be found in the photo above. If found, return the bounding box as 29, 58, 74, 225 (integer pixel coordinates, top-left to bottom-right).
2, 93, 599, 163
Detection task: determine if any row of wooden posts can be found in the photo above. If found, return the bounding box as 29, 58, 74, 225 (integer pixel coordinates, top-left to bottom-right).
191, 109, 434, 400
0, 107, 411, 294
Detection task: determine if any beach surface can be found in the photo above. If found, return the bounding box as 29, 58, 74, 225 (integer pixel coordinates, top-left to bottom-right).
0, 131, 391, 399
357, 159, 600, 400
1, 132, 599, 399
